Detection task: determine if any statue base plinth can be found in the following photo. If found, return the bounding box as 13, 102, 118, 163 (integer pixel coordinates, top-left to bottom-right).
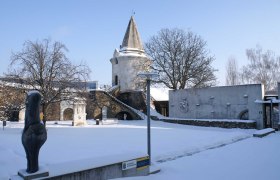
18, 167, 49, 180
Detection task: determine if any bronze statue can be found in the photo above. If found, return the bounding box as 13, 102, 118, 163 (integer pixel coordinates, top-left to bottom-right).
22, 91, 47, 173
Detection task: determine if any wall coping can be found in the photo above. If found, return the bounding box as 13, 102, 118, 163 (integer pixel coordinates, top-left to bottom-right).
46, 152, 148, 178
161, 118, 256, 123
253, 128, 275, 137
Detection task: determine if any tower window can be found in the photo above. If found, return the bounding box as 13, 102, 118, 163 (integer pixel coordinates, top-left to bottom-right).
115, 58, 118, 64
115, 75, 118, 85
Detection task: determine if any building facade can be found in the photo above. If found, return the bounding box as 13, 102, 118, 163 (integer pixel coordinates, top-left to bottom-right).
169, 84, 265, 129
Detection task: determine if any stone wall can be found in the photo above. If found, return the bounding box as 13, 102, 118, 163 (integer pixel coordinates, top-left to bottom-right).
46, 102, 60, 120
116, 91, 146, 113
87, 90, 142, 120
13, 153, 150, 180
169, 84, 264, 129
19, 102, 61, 121
159, 118, 256, 129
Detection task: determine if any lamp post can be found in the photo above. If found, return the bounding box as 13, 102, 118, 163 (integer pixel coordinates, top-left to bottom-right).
137, 72, 159, 165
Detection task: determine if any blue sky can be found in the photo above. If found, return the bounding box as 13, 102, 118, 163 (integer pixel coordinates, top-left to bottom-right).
0, 0, 279, 86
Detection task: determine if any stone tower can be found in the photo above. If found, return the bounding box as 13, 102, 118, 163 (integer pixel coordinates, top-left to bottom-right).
110, 16, 150, 92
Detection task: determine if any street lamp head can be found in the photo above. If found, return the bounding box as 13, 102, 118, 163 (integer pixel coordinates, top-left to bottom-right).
137, 72, 159, 80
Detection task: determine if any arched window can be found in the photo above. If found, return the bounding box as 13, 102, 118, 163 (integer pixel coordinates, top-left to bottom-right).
238, 109, 249, 120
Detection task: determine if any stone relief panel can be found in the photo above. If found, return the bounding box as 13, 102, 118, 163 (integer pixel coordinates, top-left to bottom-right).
179, 98, 189, 113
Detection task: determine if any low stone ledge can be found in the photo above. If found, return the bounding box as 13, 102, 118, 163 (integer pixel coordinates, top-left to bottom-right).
159, 118, 257, 129
253, 128, 275, 138
12, 153, 149, 180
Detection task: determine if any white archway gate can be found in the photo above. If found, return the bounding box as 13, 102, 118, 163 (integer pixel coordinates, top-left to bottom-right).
60, 97, 87, 126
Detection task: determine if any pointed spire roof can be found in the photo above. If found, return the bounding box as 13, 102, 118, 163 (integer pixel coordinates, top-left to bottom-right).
120, 16, 144, 53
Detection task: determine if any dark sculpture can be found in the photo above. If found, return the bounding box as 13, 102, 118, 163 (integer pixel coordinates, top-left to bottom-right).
22, 91, 47, 173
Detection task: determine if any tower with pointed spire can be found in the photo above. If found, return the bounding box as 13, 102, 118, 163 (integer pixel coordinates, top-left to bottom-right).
110, 16, 150, 92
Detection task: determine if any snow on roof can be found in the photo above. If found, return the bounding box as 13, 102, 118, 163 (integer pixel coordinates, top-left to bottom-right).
151, 87, 169, 101
27, 90, 40, 95
117, 50, 147, 57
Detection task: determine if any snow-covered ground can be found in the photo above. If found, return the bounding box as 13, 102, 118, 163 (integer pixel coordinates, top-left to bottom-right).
0, 120, 278, 180
122, 131, 280, 180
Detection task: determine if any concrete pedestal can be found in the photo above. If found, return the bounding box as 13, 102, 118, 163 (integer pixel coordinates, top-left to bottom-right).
17, 167, 49, 180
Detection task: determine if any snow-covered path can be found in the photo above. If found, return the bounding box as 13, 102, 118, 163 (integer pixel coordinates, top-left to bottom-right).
0, 120, 260, 179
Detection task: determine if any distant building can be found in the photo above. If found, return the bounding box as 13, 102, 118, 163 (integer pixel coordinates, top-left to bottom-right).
0, 77, 93, 125
169, 84, 280, 129
70, 81, 98, 91
86, 81, 98, 91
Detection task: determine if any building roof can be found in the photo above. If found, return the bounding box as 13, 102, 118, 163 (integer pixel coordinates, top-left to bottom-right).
151, 87, 170, 101
120, 16, 144, 53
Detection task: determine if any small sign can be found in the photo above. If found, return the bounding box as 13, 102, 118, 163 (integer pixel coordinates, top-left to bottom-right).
137, 156, 150, 170
122, 160, 137, 170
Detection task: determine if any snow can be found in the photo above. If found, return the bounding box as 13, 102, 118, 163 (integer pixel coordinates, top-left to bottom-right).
0, 120, 279, 180
150, 87, 169, 101
120, 132, 280, 180
47, 152, 147, 178
150, 108, 166, 119
117, 49, 147, 58
27, 90, 40, 95
253, 128, 275, 136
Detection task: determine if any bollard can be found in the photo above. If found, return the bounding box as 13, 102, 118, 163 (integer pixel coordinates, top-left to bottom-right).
3, 120, 6, 130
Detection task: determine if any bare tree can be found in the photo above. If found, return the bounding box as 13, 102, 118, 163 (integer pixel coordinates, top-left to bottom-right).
132, 57, 151, 92
145, 28, 217, 90
0, 82, 25, 121
7, 39, 90, 125
86, 91, 110, 120
240, 45, 280, 90
225, 56, 239, 86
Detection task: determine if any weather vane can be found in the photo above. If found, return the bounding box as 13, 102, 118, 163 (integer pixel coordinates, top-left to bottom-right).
132, 10, 135, 16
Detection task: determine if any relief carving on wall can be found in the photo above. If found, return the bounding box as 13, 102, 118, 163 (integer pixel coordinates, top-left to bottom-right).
179, 98, 189, 113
